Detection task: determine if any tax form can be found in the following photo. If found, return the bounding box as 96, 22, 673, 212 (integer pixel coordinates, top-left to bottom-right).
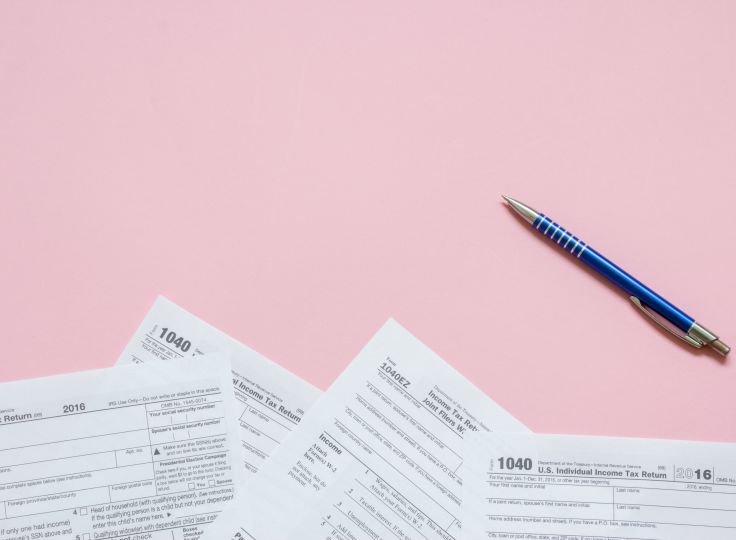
117, 296, 320, 476
0, 356, 244, 540
462, 433, 736, 539
203, 319, 528, 540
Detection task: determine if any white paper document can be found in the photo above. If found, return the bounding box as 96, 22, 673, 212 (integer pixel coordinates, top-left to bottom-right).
462, 432, 736, 539
117, 296, 321, 476
203, 319, 528, 540
0, 356, 245, 540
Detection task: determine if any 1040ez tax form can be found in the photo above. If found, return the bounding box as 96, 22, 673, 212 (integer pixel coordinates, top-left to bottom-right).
203, 319, 528, 540
0, 356, 245, 540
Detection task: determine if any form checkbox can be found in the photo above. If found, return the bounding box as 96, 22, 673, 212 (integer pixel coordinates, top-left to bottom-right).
80, 507, 88, 516
188, 483, 195, 490
208, 479, 215, 487
82, 534, 90, 540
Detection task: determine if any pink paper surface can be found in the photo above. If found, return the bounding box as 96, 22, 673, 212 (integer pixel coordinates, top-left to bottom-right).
1, 2, 734, 441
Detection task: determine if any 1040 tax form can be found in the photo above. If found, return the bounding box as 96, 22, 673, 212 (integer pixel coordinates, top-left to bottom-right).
203, 319, 528, 540
117, 296, 321, 476
462, 433, 736, 539
0, 356, 245, 540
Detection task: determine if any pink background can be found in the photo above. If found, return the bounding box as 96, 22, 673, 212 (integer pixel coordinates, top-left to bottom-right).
1, 2, 734, 442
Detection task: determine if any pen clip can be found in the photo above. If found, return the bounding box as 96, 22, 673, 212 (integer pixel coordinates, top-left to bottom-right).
629, 296, 703, 348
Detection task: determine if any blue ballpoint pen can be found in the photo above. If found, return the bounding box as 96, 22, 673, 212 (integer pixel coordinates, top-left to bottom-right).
503, 196, 730, 356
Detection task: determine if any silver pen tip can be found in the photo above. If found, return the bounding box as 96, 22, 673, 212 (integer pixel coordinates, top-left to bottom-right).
502, 196, 539, 225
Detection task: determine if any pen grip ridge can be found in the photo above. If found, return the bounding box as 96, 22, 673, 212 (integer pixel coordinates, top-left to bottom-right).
533, 213, 587, 258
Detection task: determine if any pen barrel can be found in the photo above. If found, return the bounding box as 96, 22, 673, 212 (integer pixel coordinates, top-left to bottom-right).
532, 213, 695, 333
